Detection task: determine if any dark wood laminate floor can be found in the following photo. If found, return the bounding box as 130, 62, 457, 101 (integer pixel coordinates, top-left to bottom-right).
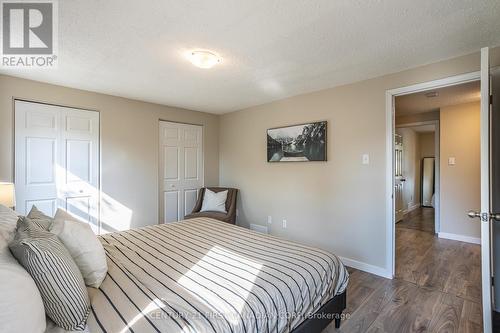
323, 208, 482, 333
397, 207, 435, 234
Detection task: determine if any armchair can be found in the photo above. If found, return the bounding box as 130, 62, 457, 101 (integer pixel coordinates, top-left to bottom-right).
184, 187, 238, 224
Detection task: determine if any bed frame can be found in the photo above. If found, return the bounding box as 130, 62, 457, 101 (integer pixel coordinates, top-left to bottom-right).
291, 291, 347, 333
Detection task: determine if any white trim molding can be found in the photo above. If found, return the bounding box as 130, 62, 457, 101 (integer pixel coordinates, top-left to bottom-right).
438, 232, 481, 245
407, 203, 421, 213
339, 256, 392, 279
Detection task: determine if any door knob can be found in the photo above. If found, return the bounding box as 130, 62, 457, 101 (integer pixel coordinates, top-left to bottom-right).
468, 211, 500, 221
467, 211, 481, 219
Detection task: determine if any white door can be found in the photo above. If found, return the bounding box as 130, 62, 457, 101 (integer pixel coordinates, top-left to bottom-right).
394, 134, 405, 222
15, 100, 100, 233
468, 47, 494, 333
159, 121, 203, 223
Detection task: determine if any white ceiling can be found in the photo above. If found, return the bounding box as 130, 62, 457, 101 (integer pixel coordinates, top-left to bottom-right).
1, 0, 499, 114
410, 124, 436, 133
395, 80, 480, 116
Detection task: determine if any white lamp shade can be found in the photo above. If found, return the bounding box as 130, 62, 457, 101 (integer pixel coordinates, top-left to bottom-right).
0, 182, 15, 208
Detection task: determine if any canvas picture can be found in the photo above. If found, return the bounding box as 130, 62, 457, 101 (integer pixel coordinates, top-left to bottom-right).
267, 121, 327, 162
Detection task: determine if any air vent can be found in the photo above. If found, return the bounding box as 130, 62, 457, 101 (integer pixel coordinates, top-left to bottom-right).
425, 91, 439, 98
250, 224, 269, 234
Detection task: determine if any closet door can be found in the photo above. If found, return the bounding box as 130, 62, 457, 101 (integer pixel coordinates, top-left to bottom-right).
15, 100, 100, 233
159, 121, 204, 223
15, 101, 59, 217
58, 107, 100, 232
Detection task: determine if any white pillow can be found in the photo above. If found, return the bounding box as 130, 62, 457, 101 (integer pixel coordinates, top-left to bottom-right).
51, 209, 108, 288
200, 189, 228, 213
0, 234, 46, 333
0, 204, 19, 245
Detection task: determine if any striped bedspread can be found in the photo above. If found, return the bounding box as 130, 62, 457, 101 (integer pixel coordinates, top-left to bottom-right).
86, 218, 348, 333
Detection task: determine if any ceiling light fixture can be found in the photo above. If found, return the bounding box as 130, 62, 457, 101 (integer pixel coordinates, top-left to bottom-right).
187, 50, 222, 69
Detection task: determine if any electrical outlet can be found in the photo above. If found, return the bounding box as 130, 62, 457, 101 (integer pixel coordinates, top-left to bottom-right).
282, 219, 287, 228
267, 216, 272, 224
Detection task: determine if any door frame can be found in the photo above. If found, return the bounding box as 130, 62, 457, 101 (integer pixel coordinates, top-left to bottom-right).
385, 71, 480, 278
12, 97, 102, 232
395, 120, 440, 234
157, 119, 205, 224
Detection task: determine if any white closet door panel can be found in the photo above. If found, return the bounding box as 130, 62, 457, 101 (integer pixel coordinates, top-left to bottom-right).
65, 196, 98, 233
26, 137, 56, 185
26, 112, 57, 130
25, 199, 57, 217
184, 147, 199, 180
66, 140, 91, 183
160, 121, 203, 223
66, 115, 93, 133
164, 190, 180, 223
163, 146, 180, 180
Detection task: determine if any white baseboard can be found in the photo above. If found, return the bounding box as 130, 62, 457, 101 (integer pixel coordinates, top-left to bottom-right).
339, 256, 392, 279
438, 232, 480, 244
407, 203, 421, 212
249, 223, 269, 234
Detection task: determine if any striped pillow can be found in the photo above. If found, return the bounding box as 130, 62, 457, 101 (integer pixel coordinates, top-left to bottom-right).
9, 217, 90, 331
27, 206, 53, 230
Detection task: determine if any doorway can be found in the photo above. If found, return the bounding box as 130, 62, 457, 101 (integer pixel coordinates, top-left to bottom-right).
386, 48, 500, 333
394, 122, 438, 236
386, 72, 481, 272
388, 75, 484, 325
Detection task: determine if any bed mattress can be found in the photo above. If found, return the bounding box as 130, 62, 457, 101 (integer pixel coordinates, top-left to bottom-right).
86, 218, 348, 333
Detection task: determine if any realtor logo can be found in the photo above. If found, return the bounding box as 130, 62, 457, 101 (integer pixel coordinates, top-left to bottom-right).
1, 0, 58, 67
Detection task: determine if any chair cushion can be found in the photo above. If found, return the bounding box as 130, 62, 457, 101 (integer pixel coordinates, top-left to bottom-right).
9, 217, 90, 331
200, 189, 228, 213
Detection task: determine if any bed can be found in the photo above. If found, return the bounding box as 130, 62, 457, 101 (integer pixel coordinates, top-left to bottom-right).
85, 217, 348, 333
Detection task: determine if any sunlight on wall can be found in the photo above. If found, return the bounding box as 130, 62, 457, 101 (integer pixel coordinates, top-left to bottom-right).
177, 245, 263, 324
100, 191, 133, 233
54, 165, 133, 234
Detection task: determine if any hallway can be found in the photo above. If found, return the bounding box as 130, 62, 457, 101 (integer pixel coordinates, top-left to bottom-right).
324, 207, 483, 332
397, 206, 435, 234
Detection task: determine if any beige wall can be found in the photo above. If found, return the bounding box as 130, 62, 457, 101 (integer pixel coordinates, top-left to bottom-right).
419, 132, 435, 158
220, 48, 499, 272
440, 102, 480, 239
0, 75, 219, 230
395, 128, 421, 210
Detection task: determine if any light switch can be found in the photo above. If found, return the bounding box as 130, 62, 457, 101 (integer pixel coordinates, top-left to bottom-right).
448, 157, 456, 166
362, 154, 370, 165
